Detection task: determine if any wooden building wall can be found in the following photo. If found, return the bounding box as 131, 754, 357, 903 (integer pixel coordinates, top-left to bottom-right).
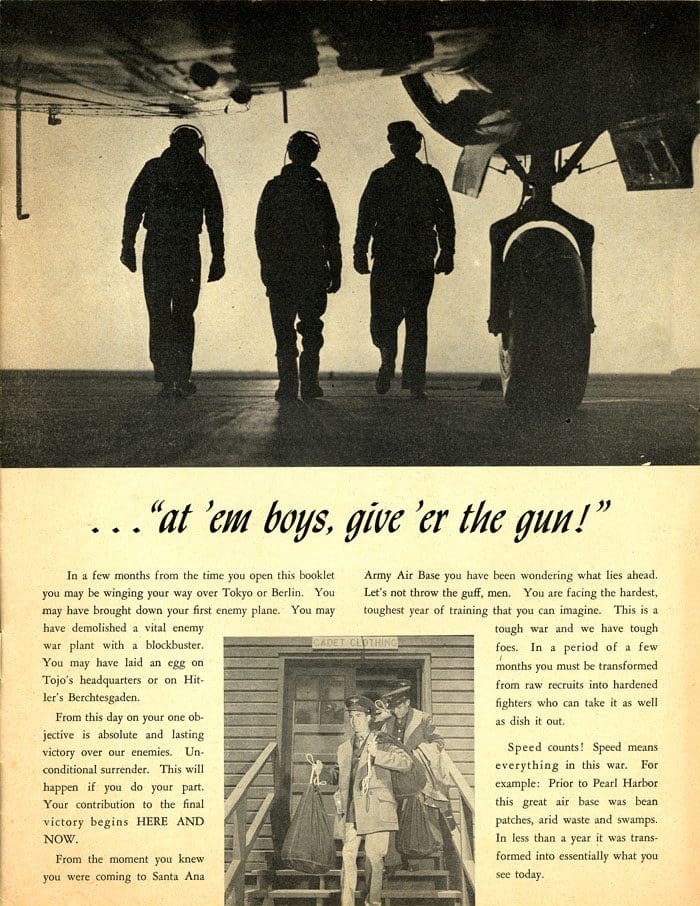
223, 636, 474, 871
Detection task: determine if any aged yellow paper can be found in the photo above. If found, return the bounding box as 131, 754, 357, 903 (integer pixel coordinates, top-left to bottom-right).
1, 467, 698, 905
1, 4, 698, 905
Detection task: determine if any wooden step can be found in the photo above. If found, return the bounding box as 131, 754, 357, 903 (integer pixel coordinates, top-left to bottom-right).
260, 892, 462, 904
272, 868, 450, 888
381, 893, 462, 901
274, 868, 449, 878
334, 852, 443, 870
267, 893, 334, 899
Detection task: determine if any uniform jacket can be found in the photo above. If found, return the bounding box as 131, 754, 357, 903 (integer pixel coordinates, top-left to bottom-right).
378, 707, 444, 753
377, 708, 450, 805
354, 156, 455, 271
255, 163, 341, 291
333, 734, 412, 837
122, 147, 225, 257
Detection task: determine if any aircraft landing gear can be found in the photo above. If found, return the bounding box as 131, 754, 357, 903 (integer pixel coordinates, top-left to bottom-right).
489, 151, 595, 414
496, 225, 591, 414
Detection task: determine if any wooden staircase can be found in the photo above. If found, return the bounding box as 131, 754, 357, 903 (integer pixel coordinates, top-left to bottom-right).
246, 850, 464, 905
226, 746, 474, 906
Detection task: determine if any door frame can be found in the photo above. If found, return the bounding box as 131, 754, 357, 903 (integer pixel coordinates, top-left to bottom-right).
275, 652, 431, 805
276, 651, 432, 798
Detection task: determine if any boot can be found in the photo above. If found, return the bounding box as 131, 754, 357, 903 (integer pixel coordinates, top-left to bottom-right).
274, 354, 299, 402
300, 351, 323, 401
175, 379, 197, 396
158, 382, 177, 398
375, 347, 395, 395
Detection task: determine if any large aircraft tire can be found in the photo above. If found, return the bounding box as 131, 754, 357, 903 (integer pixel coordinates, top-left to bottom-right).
498, 227, 590, 414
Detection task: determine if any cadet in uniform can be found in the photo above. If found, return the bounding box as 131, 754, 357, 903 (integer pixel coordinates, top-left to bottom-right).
255, 131, 341, 402
121, 124, 225, 397
322, 695, 412, 906
375, 684, 454, 867
354, 121, 455, 399
375, 684, 445, 752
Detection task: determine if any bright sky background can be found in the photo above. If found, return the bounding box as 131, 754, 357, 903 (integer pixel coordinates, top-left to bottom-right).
1, 76, 698, 373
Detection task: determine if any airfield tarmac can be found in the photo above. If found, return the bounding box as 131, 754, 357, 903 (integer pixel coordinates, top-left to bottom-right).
1, 371, 697, 468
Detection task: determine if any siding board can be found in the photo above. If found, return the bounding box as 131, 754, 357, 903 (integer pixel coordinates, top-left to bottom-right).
223, 657, 280, 669
224, 702, 279, 714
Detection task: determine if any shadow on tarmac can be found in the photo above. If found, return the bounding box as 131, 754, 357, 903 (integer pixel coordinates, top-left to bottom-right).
1, 372, 697, 468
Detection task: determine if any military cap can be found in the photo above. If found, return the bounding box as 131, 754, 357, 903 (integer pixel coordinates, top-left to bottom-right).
345, 694, 375, 715
384, 683, 412, 706
387, 120, 421, 143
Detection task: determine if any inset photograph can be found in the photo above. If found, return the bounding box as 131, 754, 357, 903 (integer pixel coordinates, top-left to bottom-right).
224, 635, 474, 905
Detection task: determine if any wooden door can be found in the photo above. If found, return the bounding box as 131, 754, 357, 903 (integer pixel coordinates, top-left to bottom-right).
285, 664, 354, 824
282, 660, 422, 825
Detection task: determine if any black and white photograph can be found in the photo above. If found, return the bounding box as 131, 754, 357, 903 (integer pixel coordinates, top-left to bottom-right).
1, 1, 698, 467
223, 636, 475, 905
1, 7, 698, 906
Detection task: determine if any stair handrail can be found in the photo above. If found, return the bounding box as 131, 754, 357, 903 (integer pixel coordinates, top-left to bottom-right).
441, 750, 475, 903
225, 740, 278, 906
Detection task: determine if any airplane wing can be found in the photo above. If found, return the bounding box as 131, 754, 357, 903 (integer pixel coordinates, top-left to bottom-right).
1, 1, 698, 190
0, 1, 495, 118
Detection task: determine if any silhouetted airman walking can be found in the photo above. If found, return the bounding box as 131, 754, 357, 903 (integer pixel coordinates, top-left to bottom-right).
354, 121, 455, 399
121, 124, 225, 397
255, 131, 341, 402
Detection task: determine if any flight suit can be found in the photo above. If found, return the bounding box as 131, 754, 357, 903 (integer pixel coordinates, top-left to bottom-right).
354, 156, 455, 394
255, 163, 341, 400
122, 146, 224, 387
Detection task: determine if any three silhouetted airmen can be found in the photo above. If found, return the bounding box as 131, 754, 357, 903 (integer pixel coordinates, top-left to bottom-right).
122, 121, 456, 402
